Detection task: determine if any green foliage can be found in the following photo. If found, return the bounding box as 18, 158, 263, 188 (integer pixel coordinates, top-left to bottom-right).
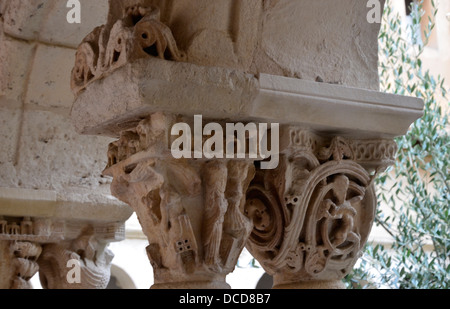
345, 0, 449, 289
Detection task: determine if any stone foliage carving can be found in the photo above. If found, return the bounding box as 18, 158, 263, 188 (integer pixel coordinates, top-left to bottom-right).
245, 130, 396, 285
71, 5, 185, 95
104, 114, 255, 288
38, 226, 114, 289
284, 129, 397, 170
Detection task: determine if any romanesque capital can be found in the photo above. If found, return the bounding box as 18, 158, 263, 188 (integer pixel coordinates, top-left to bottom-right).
0, 213, 126, 289
68, 0, 423, 290
0, 217, 47, 289
104, 113, 256, 289
38, 226, 114, 289
245, 128, 397, 288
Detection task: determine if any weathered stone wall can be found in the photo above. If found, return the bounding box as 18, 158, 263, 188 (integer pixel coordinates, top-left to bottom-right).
148, 0, 384, 90
0, 0, 118, 205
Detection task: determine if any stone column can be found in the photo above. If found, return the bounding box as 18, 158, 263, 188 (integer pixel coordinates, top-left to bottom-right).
69, 0, 424, 289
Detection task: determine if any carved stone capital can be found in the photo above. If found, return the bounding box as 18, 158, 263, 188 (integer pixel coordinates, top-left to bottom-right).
104, 114, 255, 289
71, 2, 185, 96
0, 216, 47, 289
0, 239, 41, 289
38, 226, 114, 289
0, 209, 127, 289
245, 128, 397, 288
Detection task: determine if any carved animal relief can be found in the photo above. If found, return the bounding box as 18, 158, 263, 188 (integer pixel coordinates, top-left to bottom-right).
71, 5, 185, 95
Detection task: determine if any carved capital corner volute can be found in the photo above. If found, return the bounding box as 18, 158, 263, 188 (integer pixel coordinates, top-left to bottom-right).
71, 1, 185, 96
0, 240, 41, 289
244, 128, 397, 288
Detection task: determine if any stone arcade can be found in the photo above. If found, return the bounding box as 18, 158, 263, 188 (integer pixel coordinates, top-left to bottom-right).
0, 0, 424, 289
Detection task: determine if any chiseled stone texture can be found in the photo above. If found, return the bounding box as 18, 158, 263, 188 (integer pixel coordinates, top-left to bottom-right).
1, 0, 49, 42
0, 108, 20, 164
14, 110, 115, 204
146, 0, 384, 90
25, 44, 75, 111
0, 1, 119, 207
0, 18, 5, 97
257, 0, 382, 90
0, 33, 35, 102
2, 0, 108, 48
0, 107, 20, 187
39, 0, 108, 48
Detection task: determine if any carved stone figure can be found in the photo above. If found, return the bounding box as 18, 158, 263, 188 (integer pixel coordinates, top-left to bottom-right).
38, 226, 114, 289
104, 114, 257, 288
202, 161, 228, 270
71, 4, 185, 95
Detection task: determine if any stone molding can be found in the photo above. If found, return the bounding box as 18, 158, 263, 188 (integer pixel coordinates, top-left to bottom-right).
71, 59, 424, 139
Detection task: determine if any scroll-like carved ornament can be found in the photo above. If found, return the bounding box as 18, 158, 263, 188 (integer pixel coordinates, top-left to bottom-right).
71, 5, 185, 95
245, 135, 383, 282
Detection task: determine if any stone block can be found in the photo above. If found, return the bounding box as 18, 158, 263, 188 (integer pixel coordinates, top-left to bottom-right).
2, 0, 50, 41
3, 0, 108, 48
16, 110, 114, 201
0, 106, 20, 164
71, 58, 423, 139
40, 0, 108, 48
0, 106, 20, 188
258, 0, 383, 90
0, 35, 35, 103
0, 20, 4, 97
25, 44, 75, 111
143, 0, 382, 90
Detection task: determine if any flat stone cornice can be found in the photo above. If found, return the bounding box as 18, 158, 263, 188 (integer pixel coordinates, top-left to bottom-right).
71, 57, 424, 139
0, 187, 132, 223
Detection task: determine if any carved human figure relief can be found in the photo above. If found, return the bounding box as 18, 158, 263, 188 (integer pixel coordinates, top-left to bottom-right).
202, 161, 228, 270
104, 114, 257, 288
